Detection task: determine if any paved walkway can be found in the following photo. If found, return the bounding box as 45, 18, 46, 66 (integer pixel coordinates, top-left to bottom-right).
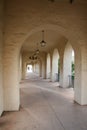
0, 73, 87, 130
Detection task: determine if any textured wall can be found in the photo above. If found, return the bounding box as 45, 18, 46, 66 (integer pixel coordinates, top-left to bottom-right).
0, 0, 3, 116
63, 43, 73, 88
46, 53, 51, 79
34, 63, 40, 74
52, 49, 59, 82
3, 0, 87, 110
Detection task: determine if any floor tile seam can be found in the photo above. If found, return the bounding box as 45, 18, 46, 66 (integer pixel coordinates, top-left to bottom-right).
40, 89, 66, 130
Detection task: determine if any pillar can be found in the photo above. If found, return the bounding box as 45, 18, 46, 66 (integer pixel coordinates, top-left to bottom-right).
50, 53, 53, 81
18, 53, 22, 82
51, 49, 59, 82
46, 53, 51, 79
63, 43, 73, 88
42, 53, 46, 79
74, 42, 87, 105
39, 60, 42, 77
22, 61, 26, 79
3, 50, 20, 111
59, 55, 63, 87
35, 62, 40, 74
32, 63, 34, 72
0, 0, 4, 116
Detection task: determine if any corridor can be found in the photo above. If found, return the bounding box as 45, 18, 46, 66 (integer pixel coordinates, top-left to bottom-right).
0, 73, 87, 130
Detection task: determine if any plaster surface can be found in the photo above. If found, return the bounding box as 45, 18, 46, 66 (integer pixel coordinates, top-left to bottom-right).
2, 0, 87, 112
1, 73, 87, 130
0, 0, 3, 116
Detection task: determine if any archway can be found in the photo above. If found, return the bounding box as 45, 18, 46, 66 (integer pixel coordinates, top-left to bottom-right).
3, 24, 87, 113
27, 64, 33, 73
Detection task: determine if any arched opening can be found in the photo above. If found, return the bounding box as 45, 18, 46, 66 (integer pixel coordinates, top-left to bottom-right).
63, 43, 75, 88
46, 53, 51, 79
3, 24, 87, 113
26, 64, 33, 73
0, 0, 86, 124
51, 48, 60, 82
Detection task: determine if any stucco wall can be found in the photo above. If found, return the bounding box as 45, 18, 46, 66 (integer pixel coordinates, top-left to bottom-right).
2, 0, 87, 110
63, 43, 73, 88
46, 53, 51, 79
34, 63, 40, 74
52, 49, 59, 82
0, 0, 3, 116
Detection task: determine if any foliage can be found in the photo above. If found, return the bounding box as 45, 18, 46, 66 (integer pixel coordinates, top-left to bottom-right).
58, 59, 60, 73
71, 61, 75, 80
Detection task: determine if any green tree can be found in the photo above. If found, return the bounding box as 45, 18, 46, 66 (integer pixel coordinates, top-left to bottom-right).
71, 61, 75, 80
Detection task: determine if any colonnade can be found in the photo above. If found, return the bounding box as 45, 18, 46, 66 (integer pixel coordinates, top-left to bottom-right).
0, 33, 87, 117
21, 41, 87, 107
0, 0, 87, 117
21, 43, 73, 87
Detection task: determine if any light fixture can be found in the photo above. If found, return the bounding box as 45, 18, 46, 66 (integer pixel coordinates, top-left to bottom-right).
48, 0, 54, 2
70, 0, 74, 4
29, 43, 40, 60
29, 52, 38, 60
29, 55, 37, 60
40, 30, 46, 47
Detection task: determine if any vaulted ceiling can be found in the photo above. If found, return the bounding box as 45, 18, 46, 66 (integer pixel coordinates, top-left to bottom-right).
21, 30, 67, 52
5, 0, 87, 54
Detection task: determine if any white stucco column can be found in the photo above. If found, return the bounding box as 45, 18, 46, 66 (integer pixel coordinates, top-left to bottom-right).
46, 53, 51, 79
50, 53, 53, 81
39, 60, 42, 77
51, 49, 59, 82
42, 60, 46, 78
34, 63, 37, 73
34, 63, 36, 73
32, 63, 34, 72
63, 43, 73, 88
42, 53, 46, 79
0, 2, 3, 115
0, 37, 3, 116
59, 55, 63, 87
18, 54, 22, 82
74, 42, 87, 105
35, 62, 40, 74
33, 63, 35, 73
3, 50, 20, 111
22, 61, 26, 79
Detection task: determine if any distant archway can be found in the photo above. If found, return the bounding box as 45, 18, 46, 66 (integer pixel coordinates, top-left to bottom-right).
27, 64, 33, 73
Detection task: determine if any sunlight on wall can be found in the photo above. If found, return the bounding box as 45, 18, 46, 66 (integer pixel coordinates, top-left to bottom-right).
27, 65, 33, 73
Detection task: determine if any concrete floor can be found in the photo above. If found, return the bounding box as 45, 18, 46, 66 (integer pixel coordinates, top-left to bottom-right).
0, 73, 87, 130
